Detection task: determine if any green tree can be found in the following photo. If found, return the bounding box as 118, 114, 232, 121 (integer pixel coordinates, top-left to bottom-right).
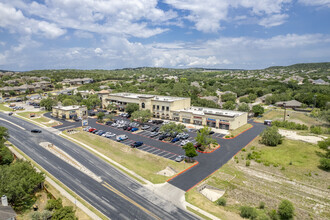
125, 103, 139, 115
40, 98, 57, 111
238, 103, 250, 112
81, 95, 101, 110
160, 122, 186, 134
131, 110, 152, 123
183, 142, 198, 162
0, 146, 14, 165
239, 97, 250, 103
223, 101, 236, 110
0, 126, 9, 145
260, 126, 283, 146
52, 206, 77, 220
252, 105, 265, 116
46, 198, 63, 211
248, 93, 257, 102
107, 103, 117, 112
62, 98, 76, 106
195, 126, 216, 147
277, 200, 294, 220
0, 160, 45, 208
97, 112, 105, 122
221, 93, 236, 102
240, 206, 258, 219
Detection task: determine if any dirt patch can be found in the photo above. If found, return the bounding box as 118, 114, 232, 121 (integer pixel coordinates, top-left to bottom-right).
279, 129, 324, 144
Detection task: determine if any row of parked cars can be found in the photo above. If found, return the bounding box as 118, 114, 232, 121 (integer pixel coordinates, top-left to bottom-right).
83, 126, 143, 148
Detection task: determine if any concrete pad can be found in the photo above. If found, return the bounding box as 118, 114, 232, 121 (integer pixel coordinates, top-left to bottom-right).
200, 188, 225, 202
148, 182, 186, 209
156, 166, 177, 177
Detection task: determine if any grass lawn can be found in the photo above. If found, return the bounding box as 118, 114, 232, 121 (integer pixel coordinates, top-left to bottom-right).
256, 109, 323, 126
0, 103, 13, 111
66, 129, 190, 184
16, 111, 60, 127
229, 124, 253, 137
185, 188, 242, 220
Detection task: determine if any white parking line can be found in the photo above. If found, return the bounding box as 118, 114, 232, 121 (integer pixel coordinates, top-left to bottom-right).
138, 146, 149, 150
149, 149, 160, 154
168, 155, 177, 159
161, 152, 171, 157
145, 147, 156, 152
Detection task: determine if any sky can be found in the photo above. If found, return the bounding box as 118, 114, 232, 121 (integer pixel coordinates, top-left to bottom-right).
0, 0, 330, 71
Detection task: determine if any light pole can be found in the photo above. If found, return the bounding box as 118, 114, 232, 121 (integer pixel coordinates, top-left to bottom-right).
283, 102, 286, 121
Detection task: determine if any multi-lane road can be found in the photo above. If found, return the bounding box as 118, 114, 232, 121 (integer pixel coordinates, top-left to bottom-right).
0, 112, 199, 220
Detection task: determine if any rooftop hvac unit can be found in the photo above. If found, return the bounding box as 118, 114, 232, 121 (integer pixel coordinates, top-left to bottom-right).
1, 195, 8, 206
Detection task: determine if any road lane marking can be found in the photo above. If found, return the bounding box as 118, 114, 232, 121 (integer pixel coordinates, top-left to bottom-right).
102, 181, 161, 220
0, 118, 26, 130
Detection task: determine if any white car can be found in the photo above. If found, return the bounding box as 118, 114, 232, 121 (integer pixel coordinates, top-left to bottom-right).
116, 135, 128, 142
180, 140, 191, 146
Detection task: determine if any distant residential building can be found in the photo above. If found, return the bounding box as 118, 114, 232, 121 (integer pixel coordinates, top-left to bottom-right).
310, 78, 329, 85
275, 100, 302, 108
61, 78, 93, 85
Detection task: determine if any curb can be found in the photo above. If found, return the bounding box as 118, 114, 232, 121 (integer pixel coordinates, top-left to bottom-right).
196, 144, 221, 154
166, 161, 199, 182
222, 123, 254, 140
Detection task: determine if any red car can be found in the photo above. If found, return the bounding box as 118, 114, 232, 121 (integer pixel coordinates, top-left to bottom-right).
89, 128, 96, 132
127, 127, 132, 131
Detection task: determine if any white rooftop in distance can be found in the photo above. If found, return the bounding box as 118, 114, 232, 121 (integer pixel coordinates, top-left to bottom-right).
53, 105, 84, 111
175, 106, 244, 117
110, 93, 188, 102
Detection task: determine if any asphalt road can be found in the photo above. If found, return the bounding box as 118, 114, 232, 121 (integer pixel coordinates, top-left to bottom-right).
0, 113, 198, 220
45, 115, 266, 192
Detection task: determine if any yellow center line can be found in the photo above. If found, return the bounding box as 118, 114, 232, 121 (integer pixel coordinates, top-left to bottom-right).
102, 181, 161, 220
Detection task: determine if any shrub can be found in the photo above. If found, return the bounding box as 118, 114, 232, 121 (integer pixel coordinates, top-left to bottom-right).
310, 126, 323, 134
246, 160, 251, 167
216, 197, 226, 206
271, 120, 308, 130
240, 206, 258, 219
319, 158, 330, 171
46, 198, 62, 211
269, 209, 279, 220
260, 126, 283, 146
259, 201, 265, 209
277, 200, 294, 220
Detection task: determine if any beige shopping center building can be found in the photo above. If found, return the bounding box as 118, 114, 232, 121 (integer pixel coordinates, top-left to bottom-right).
102, 93, 247, 130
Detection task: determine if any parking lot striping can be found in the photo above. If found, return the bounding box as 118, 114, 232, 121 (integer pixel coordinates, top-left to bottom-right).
150, 149, 160, 154
59, 125, 77, 130
160, 152, 172, 157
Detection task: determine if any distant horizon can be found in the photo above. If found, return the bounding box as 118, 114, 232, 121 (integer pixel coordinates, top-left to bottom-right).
2, 61, 330, 73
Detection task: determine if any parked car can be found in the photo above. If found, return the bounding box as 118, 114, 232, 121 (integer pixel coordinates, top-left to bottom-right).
83, 126, 91, 131
105, 121, 113, 125
130, 141, 143, 148
97, 130, 106, 136
89, 128, 96, 132
131, 127, 138, 132
123, 126, 128, 130
116, 135, 128, 142
180, 140, 191, 146
209, 131, 215, 135
181, 133, 189, 139
127, 127, 132, 131
150, 132, 159, 137
171, 132, 178, 138
175, 155, 185, 162
8, 112, 13, 116
159, 135, 166, 140
151, 127, 159, 132
141, 125, 150, 130
171, 137, 180, 143
31, 129, 42, 133
92, 129, 99, 134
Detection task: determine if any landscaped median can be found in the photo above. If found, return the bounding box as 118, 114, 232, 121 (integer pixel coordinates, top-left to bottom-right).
16, 111, 61, 127
63, 128, 197, 184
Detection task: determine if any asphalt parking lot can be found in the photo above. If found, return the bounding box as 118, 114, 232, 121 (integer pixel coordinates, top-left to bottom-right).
45, 114, 266, 191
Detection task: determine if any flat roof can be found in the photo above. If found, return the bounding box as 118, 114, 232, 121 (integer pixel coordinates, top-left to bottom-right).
174, 106, 244, 117
53, 105, 86, 111
109, 93, 188, 102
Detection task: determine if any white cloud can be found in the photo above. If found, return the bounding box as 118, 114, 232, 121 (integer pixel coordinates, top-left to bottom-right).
259, 14, 289, 27
298, 0, 330, 7
94, 48, 103, 55
2, 0, 174, 38
0, 2, 66, 38
165, 0, 292, 32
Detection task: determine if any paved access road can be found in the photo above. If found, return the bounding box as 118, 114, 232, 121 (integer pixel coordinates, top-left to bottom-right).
46, 115, 266, 192
0, 113, 198, 220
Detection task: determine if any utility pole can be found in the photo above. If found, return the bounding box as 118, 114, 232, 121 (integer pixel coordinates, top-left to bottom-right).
283, 102, 286, 121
